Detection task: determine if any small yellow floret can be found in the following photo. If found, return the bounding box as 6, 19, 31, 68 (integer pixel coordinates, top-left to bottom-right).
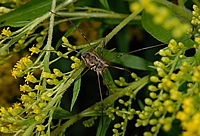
1, 27, 12, 37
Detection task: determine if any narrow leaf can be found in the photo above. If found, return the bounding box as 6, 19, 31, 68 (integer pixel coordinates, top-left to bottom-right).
142, 9, 173, 43
96, 47, 116, 58
105, 52, 153, 71
99, 0, 110, 10
142, 2, 191, 44
175, 57, 195, 69
0, 0, 65, 27
96, 115, 111, 136
195, 49, 200, 65
70, 76, 81, 111
53, 107, 73, 119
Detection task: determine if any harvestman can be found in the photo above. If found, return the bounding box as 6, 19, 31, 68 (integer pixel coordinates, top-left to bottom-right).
50, 10, 166, 133
50, 10, 113, 132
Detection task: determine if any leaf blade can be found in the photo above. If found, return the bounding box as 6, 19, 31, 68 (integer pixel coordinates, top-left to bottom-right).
99, 0, 110, 10
105, 52, 153, 71
0, 0, 64, 27
70, 76, 81, 111
53, 107, 73, 119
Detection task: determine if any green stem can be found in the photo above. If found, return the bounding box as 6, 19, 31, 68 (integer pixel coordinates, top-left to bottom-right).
51, 76, 149, 134
45, 1, 57, 136
104, 7, 143, 45
0, 0, 77, 54
178, 0, 185, 7
22, 122, 37, 136
153, 0, 192, 21
51, 114, 80, 135
55, 0, 76, 12
57, 12, 131, 20
44, 64, 85, 111
44, 0, 56, 72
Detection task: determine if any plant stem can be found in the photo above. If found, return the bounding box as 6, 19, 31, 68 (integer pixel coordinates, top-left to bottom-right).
51, 114, 80, 135
104, 7, 143, 46
51, 75, 149, 134
44, 0, 56, 72
178, 0, 185, 7
57, 12, 130, 20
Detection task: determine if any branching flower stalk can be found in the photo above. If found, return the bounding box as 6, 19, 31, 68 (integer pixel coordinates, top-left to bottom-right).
0, 0, 145, 135
51, 76, 149, 135
0, 0, 200, 136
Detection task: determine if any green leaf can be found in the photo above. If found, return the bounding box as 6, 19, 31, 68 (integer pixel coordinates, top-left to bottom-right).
195, 48, 200, 65
99, 0, 110, 10
141, 2, 191, 44
142, 9, 173, 43
105, 52, 153, 71
96, 47, 116, 58
0, 0, 64, 27
116, 26, 130, 52
175, 57, 195, 69
70, 76, 81, 111
180, 73, 192, 81
53, 107, 73, 119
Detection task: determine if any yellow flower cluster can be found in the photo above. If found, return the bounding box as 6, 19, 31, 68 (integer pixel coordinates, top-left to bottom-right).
191, 5, 200, 26
176, 97, 200, 136
0, 67, 67, 134
11, 56, 33, 79
0, 0, 27, 10
28, 31, 47, 55
130, 0, 191, 38
135, 37, 200, 135
70, 56, 81, 69
106, 75, 139, 135
61, 37, 82, 69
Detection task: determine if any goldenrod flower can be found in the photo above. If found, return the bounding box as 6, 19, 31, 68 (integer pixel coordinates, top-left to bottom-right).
1, 27, 12, 37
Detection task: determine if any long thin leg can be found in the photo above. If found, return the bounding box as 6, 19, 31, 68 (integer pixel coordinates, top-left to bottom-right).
107, 43, 166, 61
97, 73, 103, 103
81, 68, 91, 78
97, 72, 104, 134
49, 10, 95, 52
109, 65, 131, 73
100, 73, 110, 95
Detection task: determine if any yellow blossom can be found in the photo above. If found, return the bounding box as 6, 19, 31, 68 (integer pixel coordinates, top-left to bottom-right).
176, 111, 189, 121
20, 84, 32, 92
1, 27, 12, 37
71, 63, 77, 69
129, 2, 142, 12
25, 72, 38, 83
11, 68, 23, 79
29, 46, 41, 55
0, 127, 9, 133
36, 125, 45, 131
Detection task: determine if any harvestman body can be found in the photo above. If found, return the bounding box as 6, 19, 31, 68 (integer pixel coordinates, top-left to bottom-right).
81, 52, 108, 75
81, 51, 109, 106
